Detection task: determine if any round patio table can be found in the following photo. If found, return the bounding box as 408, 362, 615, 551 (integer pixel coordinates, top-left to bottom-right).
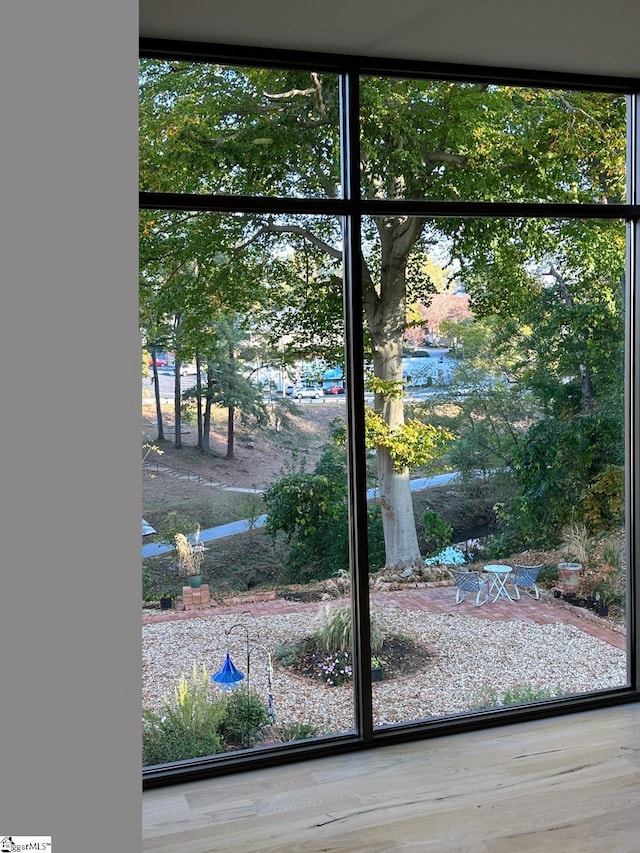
484, 564, 514, 601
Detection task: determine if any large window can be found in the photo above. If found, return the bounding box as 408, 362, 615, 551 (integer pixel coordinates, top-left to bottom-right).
140, 42, 639, 787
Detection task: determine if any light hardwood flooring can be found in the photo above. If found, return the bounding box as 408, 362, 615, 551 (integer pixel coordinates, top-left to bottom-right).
143, 704, 640, 852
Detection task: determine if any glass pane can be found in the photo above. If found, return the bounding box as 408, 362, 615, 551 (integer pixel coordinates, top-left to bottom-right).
360, 76, 627, 203
141, 212, 356, 768
360, 215, 628, 730
139, 60, 341, 198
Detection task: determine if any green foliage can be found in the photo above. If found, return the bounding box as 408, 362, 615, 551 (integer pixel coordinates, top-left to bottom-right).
497, 409, 624, 549
581, 465, 624, 532
263, 446, 385, 581
142, 564, 152, 600
315, 650, 353, 687
216, 687, 270, 749
601, 534, 624, 573
273, 642, 305, 668
535, 563, 559, 588
559, 520, 594, 566
365, 408, 453, 471
483, 531, 528, 561
140, 61, 627, 581
142, 664, 224, 765
469, 684, 560, 710
312, 604, 386, 654
155, 510, 197, 547
421, 510, 453, 558
366, 375, 405, 399
274, 722, 319, 742
142, 664, 270, 765
179, 399, 198, 425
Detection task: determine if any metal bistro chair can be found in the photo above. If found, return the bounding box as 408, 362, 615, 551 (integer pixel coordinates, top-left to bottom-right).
510, 564, 543, 600
449, 568, 489, 607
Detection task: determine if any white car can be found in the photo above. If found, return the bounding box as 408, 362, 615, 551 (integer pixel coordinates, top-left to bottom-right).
294, 386, 322, 399
179, 363, 198, 376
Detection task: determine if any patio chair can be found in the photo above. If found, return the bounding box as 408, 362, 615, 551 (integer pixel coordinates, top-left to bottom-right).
449, 569, 489, 606
510, 564, 543, 600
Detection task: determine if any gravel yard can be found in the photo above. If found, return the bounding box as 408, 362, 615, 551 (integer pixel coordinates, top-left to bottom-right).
142, 606, 627, 735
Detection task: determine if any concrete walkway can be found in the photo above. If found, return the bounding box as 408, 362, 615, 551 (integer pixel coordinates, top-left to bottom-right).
142, 471, 460, 558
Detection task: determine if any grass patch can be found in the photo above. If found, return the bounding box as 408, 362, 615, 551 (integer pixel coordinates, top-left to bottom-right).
142, 528, 289, 600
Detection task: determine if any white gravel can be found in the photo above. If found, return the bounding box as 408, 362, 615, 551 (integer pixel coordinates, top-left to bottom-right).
142, 607, 627, 734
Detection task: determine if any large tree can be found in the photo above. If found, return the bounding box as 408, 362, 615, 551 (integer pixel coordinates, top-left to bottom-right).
140, 61, 626, 568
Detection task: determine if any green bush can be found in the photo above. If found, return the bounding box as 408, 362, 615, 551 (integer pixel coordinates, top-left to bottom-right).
273, 641, 304, 667
469, 684, 559, 710
142, 663, 270, 766
535, 563, 559, 588
142, 664, 224, 766
312, 604, 385, 654
216, 686, 270, 749
264, 446, 385, 582
274, 721, 318, 742
421, 510, 453, 557
156, 510, 198, 547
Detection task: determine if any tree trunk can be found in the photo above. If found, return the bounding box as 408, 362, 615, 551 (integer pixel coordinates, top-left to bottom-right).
364, 218, 425, 569
202, 383, 212, 454
226, 405, 235, 459
149, 346, 165, 441
151, 364, 164, 441
195, 355, 203, 449
173, 371, 182, 449
372, 341, 423, 569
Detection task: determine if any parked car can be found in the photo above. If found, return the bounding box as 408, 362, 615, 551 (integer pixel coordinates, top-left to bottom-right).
179, 363, 198, 376
294, 386, 322, 399
148, 355, 168, 367
323, 384, 345, 395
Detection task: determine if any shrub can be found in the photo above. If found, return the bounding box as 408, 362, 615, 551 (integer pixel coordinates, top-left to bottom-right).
142, 663, 271, 765
274, 722, 318, 742
142, 663, 223, 766
469, 684, 559, 710
273, 641, 304, 667
156, 510, 197, 547
175, 526, 206, 578
264, 445, 385, 582
316, 650, 353, 686
216, 686, 270, 749
559, 520, 594, 566
421, 510, 453, 558
535, 563, 558, 588
581, 465, 624, 531
312, 604, 385, 654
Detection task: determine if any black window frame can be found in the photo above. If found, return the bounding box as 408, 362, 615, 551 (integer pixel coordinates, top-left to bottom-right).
140, 37, 640, 789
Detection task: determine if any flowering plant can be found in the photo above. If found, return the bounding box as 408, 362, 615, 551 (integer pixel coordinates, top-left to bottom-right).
317, 650, 353, 687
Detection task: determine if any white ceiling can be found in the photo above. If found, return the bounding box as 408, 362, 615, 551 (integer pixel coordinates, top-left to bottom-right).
139, 0, 640, 80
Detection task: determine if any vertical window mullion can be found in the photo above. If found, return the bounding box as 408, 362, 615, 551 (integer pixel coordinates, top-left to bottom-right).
341, 65, 374, 741
627, 92, 640, 690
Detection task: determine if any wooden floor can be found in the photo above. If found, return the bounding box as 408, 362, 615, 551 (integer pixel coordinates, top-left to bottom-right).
143, 704, 640, 852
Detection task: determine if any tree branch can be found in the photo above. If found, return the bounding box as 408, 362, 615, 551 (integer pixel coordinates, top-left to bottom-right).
232, 224, 342, 260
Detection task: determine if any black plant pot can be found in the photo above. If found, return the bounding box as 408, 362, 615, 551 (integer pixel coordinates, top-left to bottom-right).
597, 604, 609, 617
160, 596, 173, 610
553, 589, 562, 599
371, 666, 385, 682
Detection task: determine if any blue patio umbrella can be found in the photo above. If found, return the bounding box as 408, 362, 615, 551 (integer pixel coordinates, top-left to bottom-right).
211, 652, 245, 691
